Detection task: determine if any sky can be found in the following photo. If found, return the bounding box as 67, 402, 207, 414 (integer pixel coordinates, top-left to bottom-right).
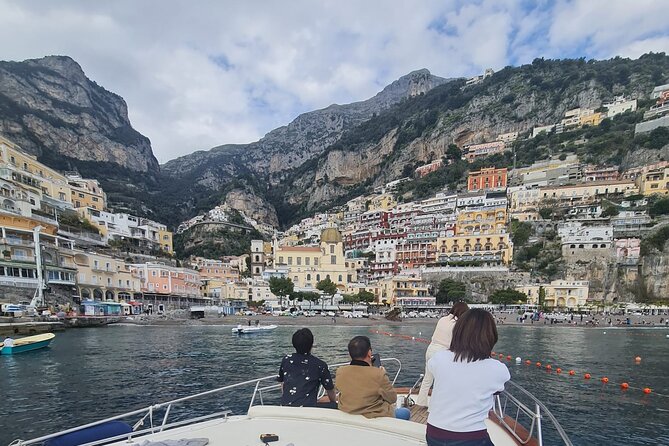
0, 1, 668, 163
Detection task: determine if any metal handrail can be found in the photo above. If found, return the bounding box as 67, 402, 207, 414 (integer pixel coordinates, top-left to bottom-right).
491, 381, 573, 446
11, 360, 570, 446
11, 358, 403, 446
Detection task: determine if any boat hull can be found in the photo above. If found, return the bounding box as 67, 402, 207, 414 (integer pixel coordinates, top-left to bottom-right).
1, 333, 55, 355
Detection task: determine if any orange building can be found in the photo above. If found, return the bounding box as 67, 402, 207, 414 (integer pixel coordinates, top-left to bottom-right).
467, 167, 508, 191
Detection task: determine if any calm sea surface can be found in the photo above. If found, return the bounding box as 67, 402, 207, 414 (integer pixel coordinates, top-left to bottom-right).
1, 323, 668, 445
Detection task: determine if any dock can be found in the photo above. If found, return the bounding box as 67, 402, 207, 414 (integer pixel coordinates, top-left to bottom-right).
0, 321, 65, 337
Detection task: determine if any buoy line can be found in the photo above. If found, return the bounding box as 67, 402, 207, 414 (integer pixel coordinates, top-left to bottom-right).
370, 328, 669, 398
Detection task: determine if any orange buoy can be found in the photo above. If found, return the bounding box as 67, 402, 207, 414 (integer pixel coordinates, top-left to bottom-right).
601, 377, 609, 383
556, 368, 562, 374
506, 355, 512, 360
584, 373, 591, 379
643, 387, 652, 394
569, 370, 575, 376
525, 360, 531, 365
536, 362, 541, 367
635, 356, 641, 362
546, 365, 552, 370
621, 382, 629, 390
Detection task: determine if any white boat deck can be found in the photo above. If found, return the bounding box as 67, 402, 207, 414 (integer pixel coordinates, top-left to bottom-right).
101, 406, 520, 446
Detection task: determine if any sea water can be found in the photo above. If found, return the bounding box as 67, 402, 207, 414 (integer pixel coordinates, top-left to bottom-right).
1, 324, 668, 445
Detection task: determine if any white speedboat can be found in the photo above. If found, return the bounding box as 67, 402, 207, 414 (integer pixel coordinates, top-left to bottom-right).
9, 358, 572, 446
231, 324, 278, 334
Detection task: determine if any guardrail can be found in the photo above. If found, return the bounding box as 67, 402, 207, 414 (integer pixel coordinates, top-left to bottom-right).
10, 358, 403, 446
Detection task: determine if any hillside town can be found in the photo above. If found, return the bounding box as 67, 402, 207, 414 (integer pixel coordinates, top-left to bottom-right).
1, 82, 669, 319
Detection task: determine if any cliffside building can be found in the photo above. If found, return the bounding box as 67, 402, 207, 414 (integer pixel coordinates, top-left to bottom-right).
467, 167, 508, 192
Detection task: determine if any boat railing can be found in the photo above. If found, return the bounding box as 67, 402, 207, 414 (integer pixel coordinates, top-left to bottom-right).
492, 380, 573, 446
9, 358, 403, 446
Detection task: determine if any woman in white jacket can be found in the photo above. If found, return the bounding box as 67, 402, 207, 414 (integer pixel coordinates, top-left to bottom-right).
415, 302, 469, 407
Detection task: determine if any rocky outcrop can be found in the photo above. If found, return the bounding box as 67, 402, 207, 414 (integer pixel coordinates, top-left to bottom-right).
224, 188, 279, 227
0, 56, 158, 173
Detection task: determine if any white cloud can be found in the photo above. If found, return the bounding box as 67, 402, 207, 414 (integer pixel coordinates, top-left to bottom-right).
0, 0, 667, 162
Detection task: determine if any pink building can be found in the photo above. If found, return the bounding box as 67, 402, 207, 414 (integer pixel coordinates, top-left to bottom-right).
615, 238, 640, 262
131, 263, 201, 298
463, 141, 507, 163
415, 160, 443, 177
584, 165, 619, 182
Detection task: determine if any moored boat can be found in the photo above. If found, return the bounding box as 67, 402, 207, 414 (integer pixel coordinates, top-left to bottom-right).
231, 324, 278, 334
0, 332, 55, 355
9, 358, 572, 446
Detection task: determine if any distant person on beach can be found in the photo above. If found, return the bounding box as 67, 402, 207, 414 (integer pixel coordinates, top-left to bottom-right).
415, 302, 469, 407
277, 328, 336, 407
426, 309, 510, 446
336, 335, 411, 420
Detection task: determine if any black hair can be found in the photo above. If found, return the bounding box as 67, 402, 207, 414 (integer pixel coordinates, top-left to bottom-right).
292, 328, 314, 354
348, 335, 371, 360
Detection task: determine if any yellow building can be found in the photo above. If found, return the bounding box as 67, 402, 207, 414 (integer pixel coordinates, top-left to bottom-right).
579, 112, 603, 127
73, 251, 141, 302
456, 206, 507, 235
275, 228, 356, 289
67, 174, 106, 210
0, 135, 72, 210
516, 280, 589, 309
436, 233, 513, 266
369, 193, 397, 211
377, 274, 431, 306
159, 230, 174, 254
636, 166, 669, 196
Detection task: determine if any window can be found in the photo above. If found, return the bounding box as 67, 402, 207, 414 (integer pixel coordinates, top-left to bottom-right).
305, 257, 310, 266
288, 257, 293, 265
279, 256, 284, 264
92, 197, 98, 202
338, 275, 343, 282
316, 274, 320, 281
78, 193, 84, 198
330, 245, 335, 254
151, 271, 157, 277
331, 255, 336, 264
307, 274, 311, 281
314, 258, 319, 266
297, 257, 302, 265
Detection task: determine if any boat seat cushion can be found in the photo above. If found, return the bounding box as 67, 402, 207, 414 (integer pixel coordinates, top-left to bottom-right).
45, 421, 132, 446
247, 405, 425, 439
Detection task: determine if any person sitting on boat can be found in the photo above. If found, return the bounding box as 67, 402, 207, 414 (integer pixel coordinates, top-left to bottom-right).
426, 309, 510, 446
277, 328, 336, 407
3, 337, 13, 348
416, 302, 469, 407
335, 335, 411, 420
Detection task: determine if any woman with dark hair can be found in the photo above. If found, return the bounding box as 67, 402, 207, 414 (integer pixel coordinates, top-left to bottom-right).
426, 308, 510, 446
416, 302, 469, 407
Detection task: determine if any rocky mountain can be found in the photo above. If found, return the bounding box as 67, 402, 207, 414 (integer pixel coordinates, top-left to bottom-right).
0, 55, 159, 174
274, 54, 669, 221
160, 54, 669, 231
157, 69, 451, 227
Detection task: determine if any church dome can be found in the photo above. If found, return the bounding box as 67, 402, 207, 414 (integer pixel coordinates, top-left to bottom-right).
320, 228, 343, 244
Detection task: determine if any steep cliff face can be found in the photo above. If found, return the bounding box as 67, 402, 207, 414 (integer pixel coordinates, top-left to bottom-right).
224, 188, 279, 227
640, 240, 669, 300
0, 56, 158, 173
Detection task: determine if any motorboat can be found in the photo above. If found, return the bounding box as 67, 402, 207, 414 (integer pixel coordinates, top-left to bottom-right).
9, 358, 572, 446
0, 333, 55, 355
231, 324, 278, 334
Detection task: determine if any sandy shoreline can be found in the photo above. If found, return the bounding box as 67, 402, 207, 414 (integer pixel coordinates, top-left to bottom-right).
121, 313, 669, 329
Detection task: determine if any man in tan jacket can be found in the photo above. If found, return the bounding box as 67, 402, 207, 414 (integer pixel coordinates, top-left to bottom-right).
335, 336, 410, 419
